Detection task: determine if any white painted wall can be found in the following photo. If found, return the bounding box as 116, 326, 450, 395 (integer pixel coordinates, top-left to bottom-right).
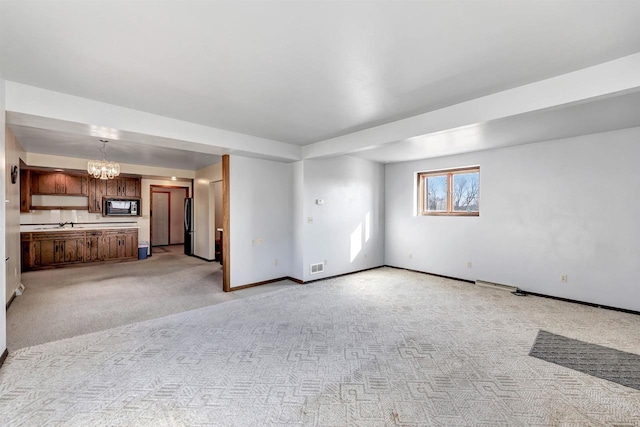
5, 127, 25, 303
194, 162, 222, 260
1, 78, 7, 354
227, 155, 385, 286
213, 181, 223, 242
301, 156, 385, 281
385, 127, 640, 312
229, 156, 293, 288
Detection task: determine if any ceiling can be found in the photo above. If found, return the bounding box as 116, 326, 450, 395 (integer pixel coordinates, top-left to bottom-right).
351, 89, 640, 163
8, 124, 222, 171
2, 0, 640, 146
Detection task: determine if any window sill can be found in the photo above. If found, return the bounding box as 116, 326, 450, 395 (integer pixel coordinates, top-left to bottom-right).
420, 212, 479, 217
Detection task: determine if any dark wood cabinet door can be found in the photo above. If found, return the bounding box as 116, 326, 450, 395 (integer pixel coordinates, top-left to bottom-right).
123, 231, 138, 258
96, 180, 107, 213
88, 178, 97, 213
20, 169, 31, 212
21, 241, 33, 269
85, 232, 104, 262
35, 240, 55, 267
56, 174, 65, 193
104, 233, 121, 260
124, 178, 139, 197
64, 238, 85, 263
35, 173, 59, 194
54, 240, 66, 263
106, 180, 120, 196
88, 178, 108, 213
64, 175, 87, 195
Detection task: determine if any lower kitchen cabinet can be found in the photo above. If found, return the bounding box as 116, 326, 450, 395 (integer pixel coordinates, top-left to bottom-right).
21, 228, 138, 271
85, 231, 104, 262
103, 230, 138, 260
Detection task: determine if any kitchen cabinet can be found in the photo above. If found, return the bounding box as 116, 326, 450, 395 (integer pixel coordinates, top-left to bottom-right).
87, 178, 108, 213
85, 231, 105, 262
31, 172, 87, 195
21, 231, 86, 269
64, 175, 86, 195
21, 167, 141, 213
105, 178, 141, 198
20, 169, 31, 213
103, 229, 138, 260
21, 228, 138, 271
122, 229, 138, 258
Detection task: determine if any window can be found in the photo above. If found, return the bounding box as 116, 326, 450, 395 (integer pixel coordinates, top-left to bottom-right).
418, 167, 479, 216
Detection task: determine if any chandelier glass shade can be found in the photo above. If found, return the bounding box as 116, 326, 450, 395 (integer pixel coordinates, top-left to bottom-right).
87, 140, 120, 180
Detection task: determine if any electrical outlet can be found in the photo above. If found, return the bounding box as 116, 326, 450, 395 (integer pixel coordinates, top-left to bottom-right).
409, 253, 412, 259
308, 217, 314, 223
257, 238, 263, 245
467, 262, 472, 268
561, 275, 568, 283
275, 258, 278, 266
324, 259, 328, 265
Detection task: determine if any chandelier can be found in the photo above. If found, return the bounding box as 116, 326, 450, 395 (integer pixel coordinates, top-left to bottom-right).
87, 139, 120, 180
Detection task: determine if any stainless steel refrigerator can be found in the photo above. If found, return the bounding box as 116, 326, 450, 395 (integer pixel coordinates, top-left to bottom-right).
184, 197, 194, 255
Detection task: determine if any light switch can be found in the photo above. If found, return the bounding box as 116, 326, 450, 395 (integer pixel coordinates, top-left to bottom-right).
315, 199, 324, 205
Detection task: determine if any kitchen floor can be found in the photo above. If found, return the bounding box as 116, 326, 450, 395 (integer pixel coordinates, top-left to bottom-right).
6, 245, 298, 351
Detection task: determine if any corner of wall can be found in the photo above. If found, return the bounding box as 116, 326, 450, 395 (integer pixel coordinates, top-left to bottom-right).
1, 77, 8, 353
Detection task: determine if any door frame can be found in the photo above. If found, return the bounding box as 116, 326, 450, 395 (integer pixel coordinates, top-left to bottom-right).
222, 155, 230, 292
150, 185, 190, 246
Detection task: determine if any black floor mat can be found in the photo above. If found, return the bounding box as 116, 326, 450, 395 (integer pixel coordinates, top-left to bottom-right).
529, 330, 640, 390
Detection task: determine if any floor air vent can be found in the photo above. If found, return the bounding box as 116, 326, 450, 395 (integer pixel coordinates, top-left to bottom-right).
309, 263, 324, 275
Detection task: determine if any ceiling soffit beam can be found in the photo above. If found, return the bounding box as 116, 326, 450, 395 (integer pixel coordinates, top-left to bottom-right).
5, 82, 302, 162
303, 53, 640, 160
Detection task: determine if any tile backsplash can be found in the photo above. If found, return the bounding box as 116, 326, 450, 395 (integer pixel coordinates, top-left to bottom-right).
21, 210, 142, 225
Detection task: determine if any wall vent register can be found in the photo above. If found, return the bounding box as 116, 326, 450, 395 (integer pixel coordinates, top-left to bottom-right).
309, 262, 324, 275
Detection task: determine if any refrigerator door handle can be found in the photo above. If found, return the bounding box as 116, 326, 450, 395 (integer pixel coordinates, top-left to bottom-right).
184, 201, 189, 231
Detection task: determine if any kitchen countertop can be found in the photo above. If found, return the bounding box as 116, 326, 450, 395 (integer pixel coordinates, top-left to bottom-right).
21, 224, 140, 233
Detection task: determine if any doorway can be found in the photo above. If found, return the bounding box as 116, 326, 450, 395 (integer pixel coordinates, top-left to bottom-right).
150, 185, 189, 247
152, 192, 169, 246
212, 180, 223, 263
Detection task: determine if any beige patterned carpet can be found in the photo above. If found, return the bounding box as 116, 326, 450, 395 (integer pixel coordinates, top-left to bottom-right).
1, 267, 639, 426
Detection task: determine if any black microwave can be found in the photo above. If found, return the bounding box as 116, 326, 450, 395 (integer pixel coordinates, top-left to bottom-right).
104, 198, 141, 216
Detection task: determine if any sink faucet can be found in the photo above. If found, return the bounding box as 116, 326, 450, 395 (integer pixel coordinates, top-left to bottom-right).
58, 222, 75, 228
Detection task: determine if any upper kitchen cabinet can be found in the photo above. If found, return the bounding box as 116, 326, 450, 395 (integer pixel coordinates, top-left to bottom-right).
105, 177, 141, 198
20, 168, 32, 213
87, 178, 107, 213
21, 165, 143, 212
88, 177, 141, 213
31, 171, 88, 195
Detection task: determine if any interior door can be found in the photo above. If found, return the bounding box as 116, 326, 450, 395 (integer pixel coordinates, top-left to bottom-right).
152, 192, 170, 246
